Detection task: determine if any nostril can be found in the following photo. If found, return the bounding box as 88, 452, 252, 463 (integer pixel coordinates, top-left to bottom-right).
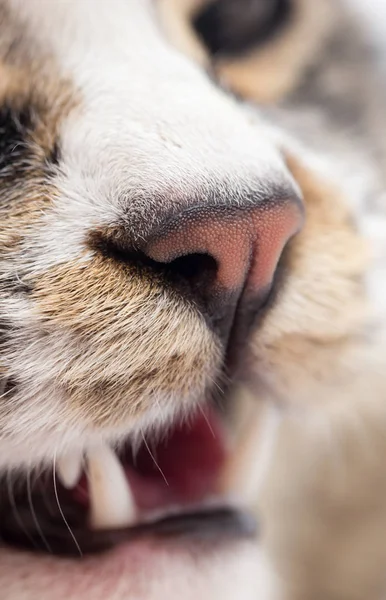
167, 253, 218, 296
93, 233, 219, 306
134, 250, 219, 307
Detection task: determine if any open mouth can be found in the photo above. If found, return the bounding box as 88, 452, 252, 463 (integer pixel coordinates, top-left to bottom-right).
0, 405, 257, 558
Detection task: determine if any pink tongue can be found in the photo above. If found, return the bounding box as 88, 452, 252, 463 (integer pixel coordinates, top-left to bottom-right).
73, 408, 228, 514
125, 409, 228, 512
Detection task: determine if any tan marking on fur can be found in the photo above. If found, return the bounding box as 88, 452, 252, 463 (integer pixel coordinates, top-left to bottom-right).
31, 254, 220, 428
273, 155, 367, 339
248, 157, 368, 407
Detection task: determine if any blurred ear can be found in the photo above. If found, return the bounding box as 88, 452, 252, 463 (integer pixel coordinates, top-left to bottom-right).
158, 0, 335, 103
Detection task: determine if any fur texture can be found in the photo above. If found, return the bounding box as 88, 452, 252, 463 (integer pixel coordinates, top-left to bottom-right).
0, 0, 386, 599
162, 1, 386, 598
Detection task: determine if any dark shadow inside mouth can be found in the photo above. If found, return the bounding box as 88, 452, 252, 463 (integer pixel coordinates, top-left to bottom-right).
0, 483, 257, 557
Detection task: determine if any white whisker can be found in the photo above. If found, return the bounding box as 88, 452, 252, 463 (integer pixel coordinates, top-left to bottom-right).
141, 432, 169, 487
197, 403, 216, 439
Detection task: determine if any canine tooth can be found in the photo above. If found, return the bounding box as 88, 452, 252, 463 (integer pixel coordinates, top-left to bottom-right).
56, 450, 83, 489
87, 442, 136, 530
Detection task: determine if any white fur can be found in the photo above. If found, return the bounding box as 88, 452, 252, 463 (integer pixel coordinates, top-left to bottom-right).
8, 0, 298, 275
0, 1, 294, 598
2, 1, 384, 598
0, 542, 280, 600
0, 0, 300, 479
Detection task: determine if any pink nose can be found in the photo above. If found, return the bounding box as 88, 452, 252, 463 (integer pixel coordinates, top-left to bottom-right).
144, 199, 303, 341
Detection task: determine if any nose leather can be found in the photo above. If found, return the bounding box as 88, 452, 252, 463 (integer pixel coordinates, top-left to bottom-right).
143, 199, 303, 342
145, 203, 301, 293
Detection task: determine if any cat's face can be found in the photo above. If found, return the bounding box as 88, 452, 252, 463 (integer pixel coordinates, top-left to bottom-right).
0, 1, 367, 599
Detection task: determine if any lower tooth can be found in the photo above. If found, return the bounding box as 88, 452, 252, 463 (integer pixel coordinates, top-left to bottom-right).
87, 442, 137, 530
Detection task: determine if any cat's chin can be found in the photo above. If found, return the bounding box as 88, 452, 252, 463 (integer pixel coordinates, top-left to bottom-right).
0, 523, 277, 600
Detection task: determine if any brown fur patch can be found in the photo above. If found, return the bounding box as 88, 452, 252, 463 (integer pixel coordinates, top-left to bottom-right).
30, 253, 220, 427
0, 74, 76, 249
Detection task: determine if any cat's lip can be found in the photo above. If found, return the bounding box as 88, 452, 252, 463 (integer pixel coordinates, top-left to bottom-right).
0, 413, 261, 599
0, 403, 263, 559
34, 507, 258, 556
0, 518, 265, 600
